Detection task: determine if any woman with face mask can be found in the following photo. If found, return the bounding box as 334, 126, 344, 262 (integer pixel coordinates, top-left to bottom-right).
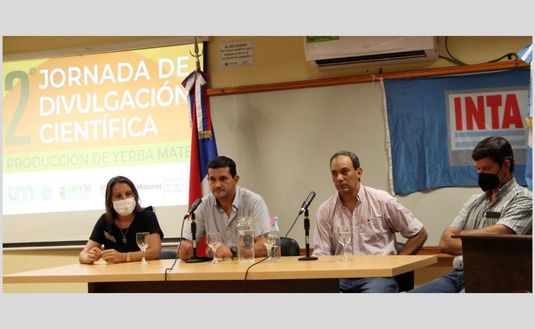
79, 176, 164, 264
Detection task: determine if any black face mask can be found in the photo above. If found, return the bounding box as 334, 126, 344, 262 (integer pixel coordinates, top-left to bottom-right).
478, 173, 500, 191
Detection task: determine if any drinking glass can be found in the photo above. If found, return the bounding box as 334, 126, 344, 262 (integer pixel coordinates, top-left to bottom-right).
207, 232, 222, 264
264, 231, 278, 263
136, 232, 150, 264
336, 225, 352, 261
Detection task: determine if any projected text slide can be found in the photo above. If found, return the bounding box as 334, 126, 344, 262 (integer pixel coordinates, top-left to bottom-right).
3, 44, 199, 215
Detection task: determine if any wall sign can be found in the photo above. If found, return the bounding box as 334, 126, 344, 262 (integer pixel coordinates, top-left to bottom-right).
219, 41, 254, 68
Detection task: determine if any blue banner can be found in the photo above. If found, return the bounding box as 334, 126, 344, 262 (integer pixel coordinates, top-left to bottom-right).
385, 70, 530, 195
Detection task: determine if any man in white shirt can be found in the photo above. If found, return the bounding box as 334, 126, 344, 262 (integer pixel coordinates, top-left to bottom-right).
313, 151, 428, 293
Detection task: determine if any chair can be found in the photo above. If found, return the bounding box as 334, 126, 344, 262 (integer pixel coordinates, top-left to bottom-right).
280, 236, 301, 256
394, 242, 415, 292
160, 246, 178, 259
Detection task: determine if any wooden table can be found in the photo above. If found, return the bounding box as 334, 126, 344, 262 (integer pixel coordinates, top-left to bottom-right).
3, 255, 437, 293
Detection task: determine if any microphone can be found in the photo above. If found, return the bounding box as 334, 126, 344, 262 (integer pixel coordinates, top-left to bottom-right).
183, 198, 202, 219
298, 191, 316, 215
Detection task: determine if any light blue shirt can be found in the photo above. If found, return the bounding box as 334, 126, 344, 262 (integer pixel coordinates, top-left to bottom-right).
182, 186, 271, 247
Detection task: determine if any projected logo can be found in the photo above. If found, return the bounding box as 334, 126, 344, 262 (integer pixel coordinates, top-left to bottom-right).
40, 184, 53, 201
8, 185, 34, 202
164, 177, 183, 194
59, 184, 92, 200
446, 87, 528, 166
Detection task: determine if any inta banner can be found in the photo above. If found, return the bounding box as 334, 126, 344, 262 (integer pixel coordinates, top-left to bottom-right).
385, 69, 530, 195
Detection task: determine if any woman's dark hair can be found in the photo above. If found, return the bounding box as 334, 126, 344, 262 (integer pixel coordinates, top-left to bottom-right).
104, 176, 142, 225
330, 151, 360, 169
207, 156, 237, 177
472, 136, 515, 173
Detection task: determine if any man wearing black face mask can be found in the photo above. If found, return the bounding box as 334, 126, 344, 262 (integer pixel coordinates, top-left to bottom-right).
410, 136, 532, 293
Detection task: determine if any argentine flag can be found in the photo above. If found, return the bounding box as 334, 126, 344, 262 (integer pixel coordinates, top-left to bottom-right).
182, 69, 219, 256
517, 43, 533, 190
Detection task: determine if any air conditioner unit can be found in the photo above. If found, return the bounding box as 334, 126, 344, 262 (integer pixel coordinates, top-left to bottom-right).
304, 36, 438, 69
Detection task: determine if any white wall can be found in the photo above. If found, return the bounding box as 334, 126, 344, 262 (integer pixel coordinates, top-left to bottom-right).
210, 82, 483, 246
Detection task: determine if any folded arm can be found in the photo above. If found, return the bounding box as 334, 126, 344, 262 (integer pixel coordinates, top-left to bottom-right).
439, 224, 514, 255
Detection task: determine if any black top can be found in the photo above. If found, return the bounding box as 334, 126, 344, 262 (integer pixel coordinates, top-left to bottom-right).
89, 206, 164, 252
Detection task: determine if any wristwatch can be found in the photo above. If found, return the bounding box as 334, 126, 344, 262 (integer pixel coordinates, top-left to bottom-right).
126, 252, 131, 262
230, 246, 238, 259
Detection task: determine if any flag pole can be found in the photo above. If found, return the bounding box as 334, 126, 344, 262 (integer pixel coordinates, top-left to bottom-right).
181, 37, 218, 261
190, 36, 201, 72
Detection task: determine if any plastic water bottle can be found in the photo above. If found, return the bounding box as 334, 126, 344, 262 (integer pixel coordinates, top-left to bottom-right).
272, 217, 282, 260
272, 216, 280, 233
237, 217, 255, 264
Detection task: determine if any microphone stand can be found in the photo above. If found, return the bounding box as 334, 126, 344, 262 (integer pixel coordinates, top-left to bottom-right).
298, 208, 317, 261
185, 211, 211, 263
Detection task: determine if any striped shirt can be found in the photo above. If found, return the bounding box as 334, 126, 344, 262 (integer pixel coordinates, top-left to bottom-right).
451, 178, 532, 233
451, 178, 532, 269
182, 187, 272, 247
313, 185, 424, 256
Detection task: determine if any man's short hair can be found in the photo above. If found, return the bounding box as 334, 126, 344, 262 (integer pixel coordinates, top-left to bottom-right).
472, 136, 515, 173
330, 151, 360, 169
207, 156, 237, 177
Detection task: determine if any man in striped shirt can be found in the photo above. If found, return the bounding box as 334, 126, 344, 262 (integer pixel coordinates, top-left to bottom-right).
410, 136, 532, 293
313, 150, 428, 293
